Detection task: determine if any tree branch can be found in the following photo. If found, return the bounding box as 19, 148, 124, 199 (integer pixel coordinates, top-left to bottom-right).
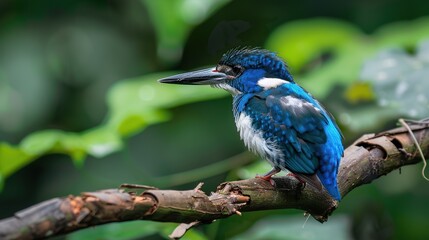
1, 119, 428, 240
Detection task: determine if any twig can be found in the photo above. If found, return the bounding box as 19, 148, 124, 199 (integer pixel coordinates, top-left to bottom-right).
399, 118, 429, 181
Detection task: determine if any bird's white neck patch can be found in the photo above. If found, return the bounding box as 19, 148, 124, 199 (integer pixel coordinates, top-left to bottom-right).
257, 77, 289, 90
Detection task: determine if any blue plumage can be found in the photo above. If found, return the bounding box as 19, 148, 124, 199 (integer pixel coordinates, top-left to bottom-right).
159, 47, 344, 201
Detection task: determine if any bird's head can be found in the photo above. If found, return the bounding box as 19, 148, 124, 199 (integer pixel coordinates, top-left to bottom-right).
159, 48, 294, 95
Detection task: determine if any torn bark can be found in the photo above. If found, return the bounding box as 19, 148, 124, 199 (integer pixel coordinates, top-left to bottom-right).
0, 119, 428, 240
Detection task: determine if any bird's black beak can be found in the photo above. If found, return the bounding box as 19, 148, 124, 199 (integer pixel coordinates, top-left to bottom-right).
158, 68, 229, 85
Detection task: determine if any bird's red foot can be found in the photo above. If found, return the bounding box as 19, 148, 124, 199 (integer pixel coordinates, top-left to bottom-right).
255, 167, 281, 186
255, 175, 276, 186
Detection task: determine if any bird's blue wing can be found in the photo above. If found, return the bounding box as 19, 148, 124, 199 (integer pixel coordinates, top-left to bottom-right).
245, 93, 329, 175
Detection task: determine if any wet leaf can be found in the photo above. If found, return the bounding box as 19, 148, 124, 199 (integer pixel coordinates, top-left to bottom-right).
361, 41, 429, 118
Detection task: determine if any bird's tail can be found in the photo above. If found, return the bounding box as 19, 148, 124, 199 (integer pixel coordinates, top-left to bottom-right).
316, 172, 342, 201
297, 173, 341, 201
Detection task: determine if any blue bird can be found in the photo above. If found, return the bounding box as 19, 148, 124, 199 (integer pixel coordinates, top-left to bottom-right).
159, 48, 344, 200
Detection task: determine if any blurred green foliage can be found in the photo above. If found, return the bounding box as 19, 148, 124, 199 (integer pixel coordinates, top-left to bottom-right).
233, 215, 352, 240
1, 1, 429, 239
67, 221, 207, 240
4, 16, 429, 187
141, 0, 230, 65
0, 73, 226, 187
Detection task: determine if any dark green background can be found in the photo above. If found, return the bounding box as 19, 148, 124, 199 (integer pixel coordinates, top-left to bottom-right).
1, 0, 429, 239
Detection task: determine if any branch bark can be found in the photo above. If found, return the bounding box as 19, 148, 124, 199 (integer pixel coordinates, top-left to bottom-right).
1, 119, 428, 240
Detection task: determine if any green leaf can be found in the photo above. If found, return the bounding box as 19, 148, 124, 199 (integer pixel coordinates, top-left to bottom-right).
106, 73, 227, 136
108, 73, 227, 111
0, 143, 30, 184
339, 104, 400, 132
82, 126, 123, 159
359, 41, 429, 120
375, 16, 429, 48
19, 130, 86, 164
334, 39, 429, 132
265, 18, 363, 72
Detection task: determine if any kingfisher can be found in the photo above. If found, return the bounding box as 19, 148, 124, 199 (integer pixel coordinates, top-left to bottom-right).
159, 48, 343, 200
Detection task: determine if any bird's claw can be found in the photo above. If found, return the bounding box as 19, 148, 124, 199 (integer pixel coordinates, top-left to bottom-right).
255, 175, 276, 186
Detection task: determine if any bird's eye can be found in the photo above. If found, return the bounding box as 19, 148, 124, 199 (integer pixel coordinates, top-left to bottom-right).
231, 65, 244, 76
216, 64, 243, 77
